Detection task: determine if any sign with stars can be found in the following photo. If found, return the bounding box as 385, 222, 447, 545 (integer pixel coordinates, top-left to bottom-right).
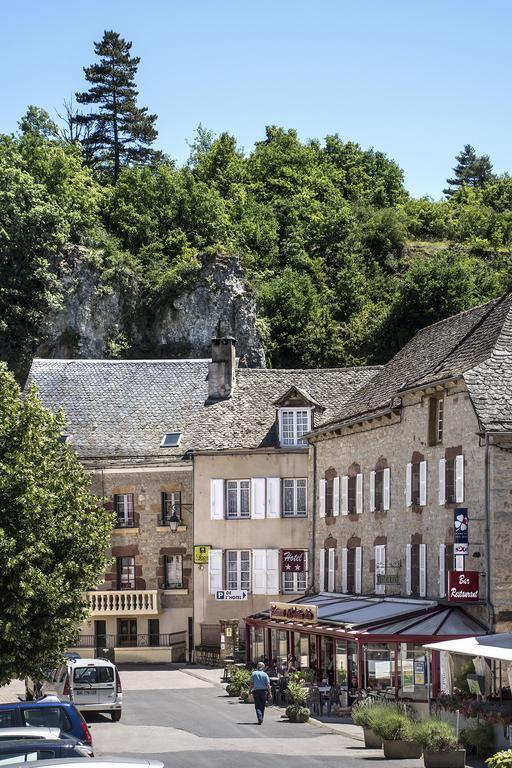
281, 549, 305, 573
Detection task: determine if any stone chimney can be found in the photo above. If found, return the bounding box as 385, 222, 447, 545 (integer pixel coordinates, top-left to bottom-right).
208, 337, 236, 399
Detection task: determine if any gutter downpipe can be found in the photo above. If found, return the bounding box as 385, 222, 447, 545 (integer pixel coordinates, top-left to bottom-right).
485, 432, 495, 631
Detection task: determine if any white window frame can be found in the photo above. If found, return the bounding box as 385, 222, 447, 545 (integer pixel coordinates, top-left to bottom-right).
165, 554, 183, 589
282, 552, 308, 594
226, 480, 250, 519
226, 550, 251, 591
115, 493, 134, 527
282, 478, 307, 517
278, 407, 312, 447
375, 544, 386, 595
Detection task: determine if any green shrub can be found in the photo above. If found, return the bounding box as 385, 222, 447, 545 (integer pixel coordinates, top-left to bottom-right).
296, 707, 310, 723
460, 722, 494, 757
226, 666, 251, 695
286, 679, 308, 706
286, 704, 299, 722
414, 718, 459, 752
486, 749, 512, 768
372, 710, 415, 741
226, 683, 240, 697
291, 668, 315, 684
351, 700, 407, 730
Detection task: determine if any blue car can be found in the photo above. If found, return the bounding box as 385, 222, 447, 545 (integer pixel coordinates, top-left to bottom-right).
0, 698, 92, 747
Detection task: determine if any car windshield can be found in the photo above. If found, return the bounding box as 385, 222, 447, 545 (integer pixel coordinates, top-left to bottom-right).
73, 666, 114, 684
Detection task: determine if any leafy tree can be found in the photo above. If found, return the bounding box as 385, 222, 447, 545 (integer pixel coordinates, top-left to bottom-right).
0, 365, 113, 684
444, 144, 494, 197
76, 30, 158, 181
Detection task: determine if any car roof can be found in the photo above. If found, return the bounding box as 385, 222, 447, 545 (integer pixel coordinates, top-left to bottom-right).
0, 740, 76, 751
5, 760, 163, 768
67, 658, 114, 667
0, 728, 63, 739
0, 699, 72, 710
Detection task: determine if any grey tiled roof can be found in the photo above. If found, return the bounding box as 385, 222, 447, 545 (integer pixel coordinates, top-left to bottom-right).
319, 293, 512, 432
26, 359, 380, 459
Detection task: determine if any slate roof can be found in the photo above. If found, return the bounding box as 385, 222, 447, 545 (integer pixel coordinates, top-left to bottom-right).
318, 292, 512, 433
26, 359, 380, 461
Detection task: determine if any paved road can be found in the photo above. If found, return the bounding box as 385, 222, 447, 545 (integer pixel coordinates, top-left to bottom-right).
87, 666, 424, 768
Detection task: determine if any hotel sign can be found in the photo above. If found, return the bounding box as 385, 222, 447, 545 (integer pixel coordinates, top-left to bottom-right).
448, 570, 480, 602
281, 550, 305, 573
270, 602, 318, 624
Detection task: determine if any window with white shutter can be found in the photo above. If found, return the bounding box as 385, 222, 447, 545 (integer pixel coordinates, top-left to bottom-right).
227, 550, 251, 591
267, 477, 281, 518
226, 480, 250, 519
444, 454, 464, 504
328, 548, 335, 592
341, 548, 348, 593
439, 543, 446, 598
405, 544, 412, 595
211, 480, 224, 520
319, 479, 326, 518
356, 473, 363, 514
355, 547, 362, 594
115, 494, 134, 527
383, 467, 391, 510
208, 549, 223, 594
455, 454, 464, 503
369, 471, 376, 513
251, 478, 266, 519
375, 545, 386, 594
439, 459, 447, 505
406, 463, 412, 507
419, 543, 427, 597
341, 476, 348, 515
282, 479, 307, 517
332, 477, 340, 517
419, 460, 427, 506
252, 549, 268, 594
319, 548, 326, 591
267, 549, 280, 594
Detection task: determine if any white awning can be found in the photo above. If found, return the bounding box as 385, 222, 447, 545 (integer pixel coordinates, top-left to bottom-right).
424, 633, 512, 662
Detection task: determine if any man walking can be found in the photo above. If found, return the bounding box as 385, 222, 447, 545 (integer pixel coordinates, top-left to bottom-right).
250, 662, 271, 725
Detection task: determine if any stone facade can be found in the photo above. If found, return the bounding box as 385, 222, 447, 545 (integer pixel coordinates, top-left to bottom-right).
488, 433, 512, 631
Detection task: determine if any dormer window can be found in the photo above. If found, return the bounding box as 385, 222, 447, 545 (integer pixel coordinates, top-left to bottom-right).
278, 408, 311, 447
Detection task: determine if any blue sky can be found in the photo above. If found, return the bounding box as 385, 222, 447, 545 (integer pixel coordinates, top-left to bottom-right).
1, 0, 510, 198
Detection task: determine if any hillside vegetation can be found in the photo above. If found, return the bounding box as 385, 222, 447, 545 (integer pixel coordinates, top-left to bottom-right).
1, 32, 512, 373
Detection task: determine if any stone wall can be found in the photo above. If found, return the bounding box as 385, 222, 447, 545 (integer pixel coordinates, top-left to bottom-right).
489, 434, 512, 631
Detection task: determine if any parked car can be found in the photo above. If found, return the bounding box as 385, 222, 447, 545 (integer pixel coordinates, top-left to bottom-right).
0, 729, 75, 742
0, 699, 92, 746
0, 738, 93, 763
34, 659, 122, 722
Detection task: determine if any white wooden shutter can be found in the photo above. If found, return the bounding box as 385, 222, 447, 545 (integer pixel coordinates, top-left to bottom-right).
251, 478, 266, 519
419, 543, 427, 597
208, 549, 223, 594
405, 543, 412, 595
332, 477, 340, 516
327, 548, 335, 592
355, 547, 362, 594
383, 467, 390, 511
266, 477, 281, 518
419, 460, 427, 506
356, 473, 363, 514
319, 548, 325, 591
341, 548, 348, 593
319, 479, 326, 518
369, 471, 376, 512
252, 549, 268, 594
211, 479, 224, 520
438, 459, 446, 505
266, 549, 279, 594
455, 554, 465, 571
375, 545, 385, 594
341, 476, 348, 515
455, 455, 464, 503
439, 544, 446, 598
406, 463, 412, 507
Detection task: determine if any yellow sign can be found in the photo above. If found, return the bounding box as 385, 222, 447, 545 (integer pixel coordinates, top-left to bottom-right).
194, 545, 210, 564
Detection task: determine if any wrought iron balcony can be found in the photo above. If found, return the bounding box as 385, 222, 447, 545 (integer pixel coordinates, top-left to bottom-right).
85, 589, 160, 616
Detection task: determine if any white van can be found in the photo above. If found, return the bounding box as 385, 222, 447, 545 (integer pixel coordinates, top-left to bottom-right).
41, 658, 122, 721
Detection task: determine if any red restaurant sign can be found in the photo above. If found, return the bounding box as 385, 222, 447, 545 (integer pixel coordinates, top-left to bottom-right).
281, 549, 305, 573
270, 602, 318, 623
448, 570, 480, 601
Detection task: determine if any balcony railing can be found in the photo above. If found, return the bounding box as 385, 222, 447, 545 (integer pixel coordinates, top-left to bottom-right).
85, 589, 160, 616
75, 632, 186, 649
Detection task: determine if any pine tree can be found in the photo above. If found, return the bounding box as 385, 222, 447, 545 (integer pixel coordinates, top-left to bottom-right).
444, 144, 494, 197
75, 30, 158, 181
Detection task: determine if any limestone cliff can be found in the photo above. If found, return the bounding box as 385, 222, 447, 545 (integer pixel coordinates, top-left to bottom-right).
37, 249, 265, 367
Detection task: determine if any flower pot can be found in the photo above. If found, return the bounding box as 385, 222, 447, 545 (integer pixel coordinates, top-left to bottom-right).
383, 740, 423, 759
363, 728, 383, 748
423, 749, 466, 768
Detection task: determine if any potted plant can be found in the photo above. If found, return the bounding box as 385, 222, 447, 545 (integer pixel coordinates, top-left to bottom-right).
372, 709, 422, 759
415, 718, 465, 768
286, 704, 299, 722
351, 700, 384, 748
285, 680, 310, 723
486, 749, 512, 768
460, 722, 494, 758
225, 667, 251, 697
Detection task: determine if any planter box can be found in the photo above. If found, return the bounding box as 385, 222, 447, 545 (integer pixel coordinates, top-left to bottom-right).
424, 749, 466, 768
363, 728, 383, 748
383, 740, 422, 759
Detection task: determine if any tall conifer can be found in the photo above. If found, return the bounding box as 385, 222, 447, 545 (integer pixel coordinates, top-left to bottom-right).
443, 144, 494, 197
76, 30, 158, 181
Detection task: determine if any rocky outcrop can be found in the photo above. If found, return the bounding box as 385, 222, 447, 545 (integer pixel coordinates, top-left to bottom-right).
37, 249, 265, 367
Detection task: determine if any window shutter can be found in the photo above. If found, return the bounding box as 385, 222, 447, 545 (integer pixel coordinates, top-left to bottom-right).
455, 554, 464, 571
375, 545, 385, 594
438, 459, 446, 505
319, 548, 326, 591
406, 463, 412, 507
332, 477, 340, 516
455, 455, 464, 503
319, 479, 326, 518
266, 549, 279, 594
356, 473, 363, 514
208, 549, 223, 594
252, 549, 268, 594
419, 543, 427, 597
419, 460, 427, 506
126, 494, 134, 525
439, 544, 446, 598
341, 548, 348, 593
211, 480, 224, 520
355, 547, 362, 594
328, 548, 335, 592
266, 477, 281, 518
383, 467, 390, 511
369, 471, 376, 513
341, 476, 349, 515
251, 478, 266, 519
405, 543, 412, 595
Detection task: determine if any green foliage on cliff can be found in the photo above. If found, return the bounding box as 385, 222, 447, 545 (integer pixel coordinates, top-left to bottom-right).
1, 107, 511, 371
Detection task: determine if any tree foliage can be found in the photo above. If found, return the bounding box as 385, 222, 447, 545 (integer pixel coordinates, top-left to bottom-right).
444, 144, 494, 197
0, 365, 113, 684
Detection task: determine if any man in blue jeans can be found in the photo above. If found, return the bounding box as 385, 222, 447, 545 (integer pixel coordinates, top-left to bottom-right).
250, 662, 271, 725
